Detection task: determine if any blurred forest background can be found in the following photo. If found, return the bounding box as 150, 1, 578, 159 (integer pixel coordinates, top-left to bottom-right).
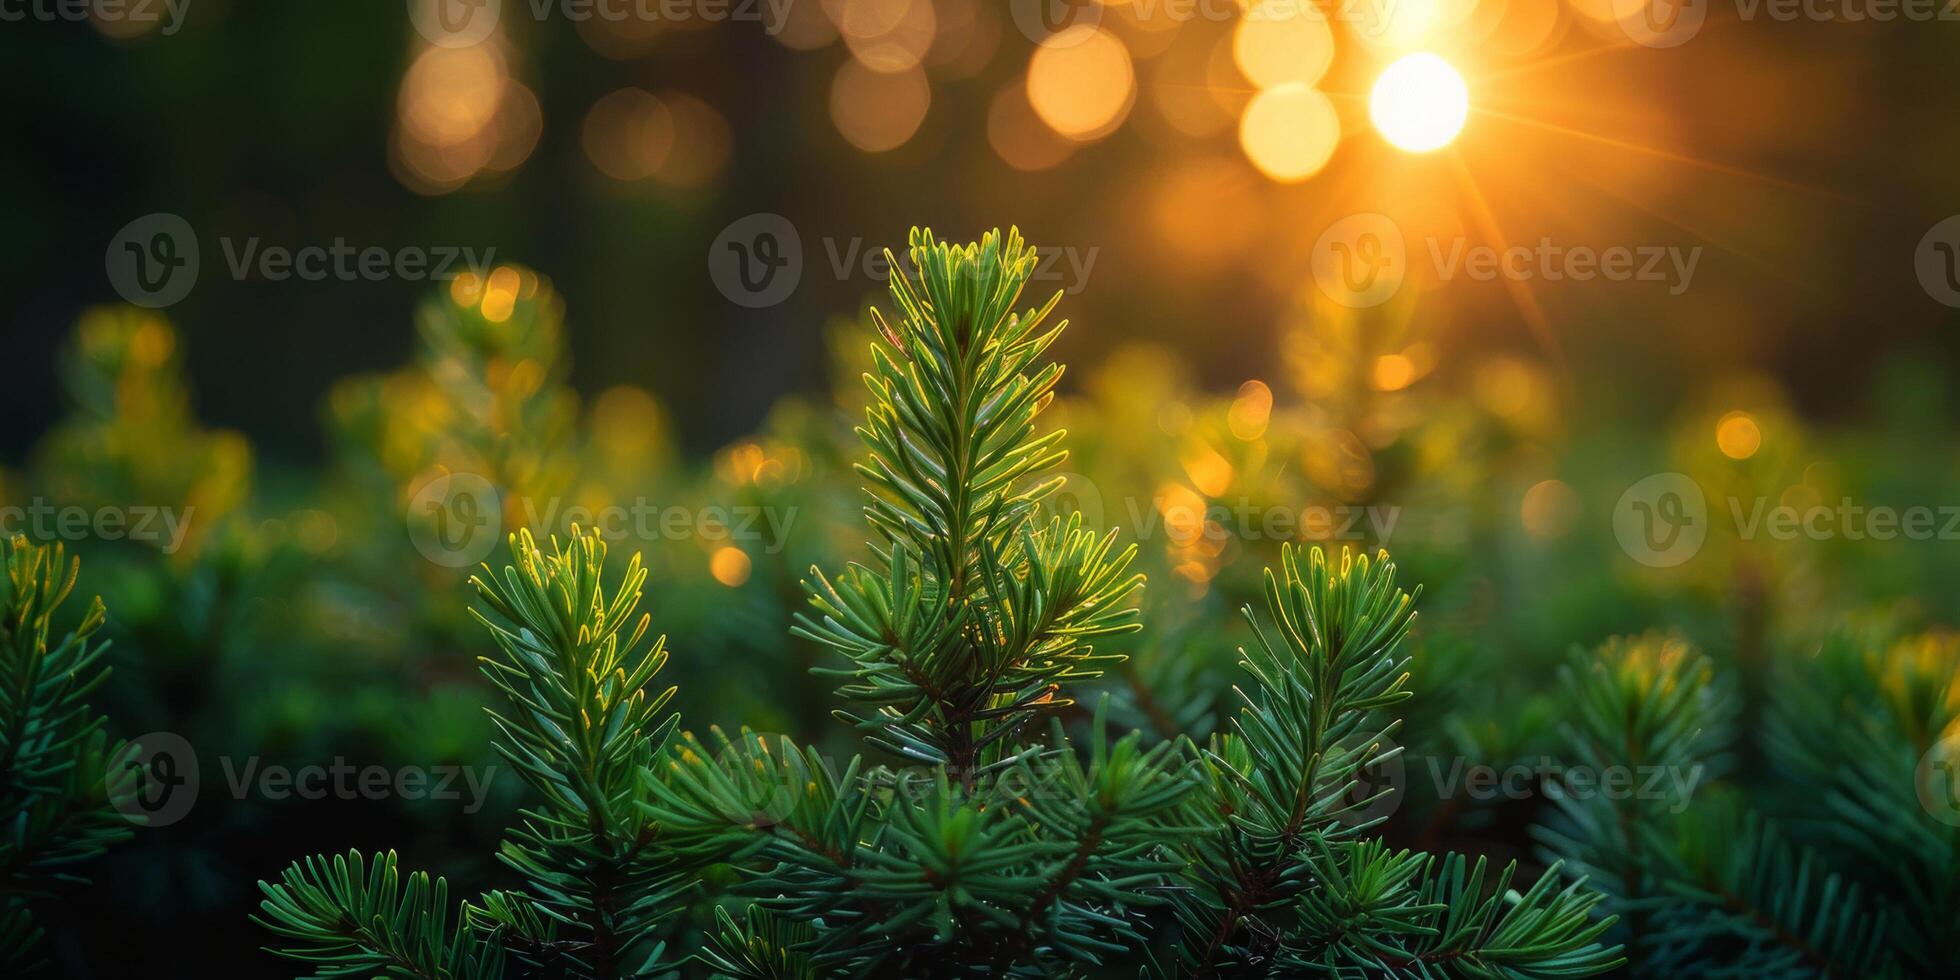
3, 2, 1960, 977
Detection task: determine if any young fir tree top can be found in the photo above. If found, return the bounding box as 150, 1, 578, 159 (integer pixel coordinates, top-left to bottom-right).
257, 529, 686, 979
650, 227, 1188, 973
793, 226, 1144, 782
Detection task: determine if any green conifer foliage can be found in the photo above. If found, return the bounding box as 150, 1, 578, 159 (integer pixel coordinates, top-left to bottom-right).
255, 229, 1624, 979
0, 535, 134, 970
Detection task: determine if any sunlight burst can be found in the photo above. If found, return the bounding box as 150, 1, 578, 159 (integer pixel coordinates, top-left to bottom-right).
1370, 53, 1469, 153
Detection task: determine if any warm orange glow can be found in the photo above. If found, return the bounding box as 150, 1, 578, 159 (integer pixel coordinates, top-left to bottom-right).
1716, 412, 1762, 459
1181, 444, 1236, 497
392, 42, 535, 194
651, 93, 732, 188
591, 387, 664, 457
582, 89, 675, 182
840, 0, 937, 74
1228, 380, 1274, 441
1239, 84, 1340, 182
480, 267, 522, 323
1027, 26, 1135, 142
988, 82, 1075, 171
1233, 3, 1334, 89
772, 0, 841, 50
832, 61, 931, 152
710, 547, 752, 587
1148, 33, 1234, 138
1522, 479, 1581, 539
483, 83, 543, 175
400, 46, 505, 147
1374, 354, 1418, 391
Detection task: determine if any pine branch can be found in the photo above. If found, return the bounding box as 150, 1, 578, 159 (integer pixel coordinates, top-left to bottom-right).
1176, 545, 1418, 973
0, 535, 134, 969
1645, 795, 1897, 980
465, 528, 688, 977
1535, 633, 1897, 978
255, 849, 502, 980
1285, 838, 1623, 978
258, 527, 688, 979
792, 227, 1142, 782
698, 905, 815, 979
1762, 629, 1959, 973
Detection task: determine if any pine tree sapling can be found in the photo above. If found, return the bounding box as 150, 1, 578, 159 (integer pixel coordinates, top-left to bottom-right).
258, 528, 686, 979
651, 228, 1192, 973
794, 227, 1144, 783
0, 534, 136, 969
1172, 545, 1621, 976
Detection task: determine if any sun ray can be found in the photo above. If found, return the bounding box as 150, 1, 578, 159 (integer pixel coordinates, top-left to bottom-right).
1472, 105, 1847, 200
1563, 165, 1833, 304
1448, 149, 1569, 373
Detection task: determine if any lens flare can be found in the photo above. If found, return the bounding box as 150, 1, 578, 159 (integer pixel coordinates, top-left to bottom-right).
1369, 53, 1469, 153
